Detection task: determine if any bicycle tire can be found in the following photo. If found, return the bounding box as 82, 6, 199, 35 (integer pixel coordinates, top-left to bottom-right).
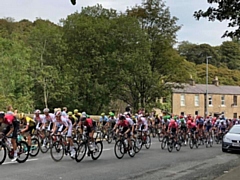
0, 142, 6, 165
91, 141, 103, 160
189, 139, 193, 149
114, 140, 125, 159
75, 142, 87, 162
145, 135, 151, 149
16, 141, 29, 163
167, 140, 173, 152
128, 139, 135, 158
30, 137, 40, 157
50, 141, 64, 162
161, 137, 167, 149
40, 136, 50, 153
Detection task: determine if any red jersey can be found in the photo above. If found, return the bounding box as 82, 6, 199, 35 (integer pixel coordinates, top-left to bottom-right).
85, 118, 93, 127
189, 122, 197, 129
3, 114, 15, 125
169, 122, 178, 129
117, 120, 130, 127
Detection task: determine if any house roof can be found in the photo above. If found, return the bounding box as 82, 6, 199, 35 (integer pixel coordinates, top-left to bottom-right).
172, 84, 240, 95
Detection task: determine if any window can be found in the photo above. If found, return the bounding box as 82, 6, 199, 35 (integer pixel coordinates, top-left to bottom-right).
181, 112, 184, 116
233, 113, 238, 119
162, 97, 167, 103
208, 95, 212, 106
194, 95, 199, 106
180, 94, 185, 106
195, 111, 198, 116
221, 95, 225, 106
233, 95, 238, 106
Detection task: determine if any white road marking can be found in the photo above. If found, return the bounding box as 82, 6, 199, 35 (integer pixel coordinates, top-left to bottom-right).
3, 158, 38, 165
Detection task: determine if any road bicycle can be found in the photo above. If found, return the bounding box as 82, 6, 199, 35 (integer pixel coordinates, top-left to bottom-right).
0, 132, 29, 164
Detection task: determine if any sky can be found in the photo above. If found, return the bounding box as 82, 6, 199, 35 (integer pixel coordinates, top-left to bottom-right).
0, 0, 231, 46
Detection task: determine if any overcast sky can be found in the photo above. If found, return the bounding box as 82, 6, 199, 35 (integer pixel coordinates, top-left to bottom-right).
0, 0, 231, 46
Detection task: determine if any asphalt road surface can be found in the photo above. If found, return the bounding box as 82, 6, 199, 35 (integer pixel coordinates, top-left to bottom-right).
1, 138, 240, 180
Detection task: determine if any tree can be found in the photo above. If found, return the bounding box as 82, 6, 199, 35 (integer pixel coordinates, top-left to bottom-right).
194, 0, 240, 38
177, 41, 220, 66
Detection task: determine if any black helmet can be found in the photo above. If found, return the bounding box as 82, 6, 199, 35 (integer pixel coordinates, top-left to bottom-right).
0, 112, 5, 118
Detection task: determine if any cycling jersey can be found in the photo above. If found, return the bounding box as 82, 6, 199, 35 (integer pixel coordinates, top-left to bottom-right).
196, 118, 204, 127
43, 113, 56, 131
56, 116, 72, 137
25, 117, 36, 127
2, 114, 19, 139
169, 122, 178, 129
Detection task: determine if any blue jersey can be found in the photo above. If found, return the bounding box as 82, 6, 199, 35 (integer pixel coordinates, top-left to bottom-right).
99, 116, 109, 122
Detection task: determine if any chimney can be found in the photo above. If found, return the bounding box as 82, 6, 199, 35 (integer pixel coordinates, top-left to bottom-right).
212, 76, 219, 86
189, 74, 195, 86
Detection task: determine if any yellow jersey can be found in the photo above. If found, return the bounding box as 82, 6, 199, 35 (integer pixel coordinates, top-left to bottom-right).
25, 117, 36, 127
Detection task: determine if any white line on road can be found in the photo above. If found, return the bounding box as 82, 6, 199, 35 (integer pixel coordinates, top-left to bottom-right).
3, 158, 38, 165
103, 148, 111, 151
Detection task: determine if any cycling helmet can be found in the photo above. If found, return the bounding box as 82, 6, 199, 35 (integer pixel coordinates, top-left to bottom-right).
19, 113, 25, 119
109, 112, 114, 117
0, 112, 5, 118
74, 109, 78, 113
68, 111, 73, 116
170, 119, 175, 124
43, 108, 50, 113
34, 109, 41, 114
82, 112, 87, 117
119, 115, 125, 121
101, 113, 105, 116
55, 111, 61, 117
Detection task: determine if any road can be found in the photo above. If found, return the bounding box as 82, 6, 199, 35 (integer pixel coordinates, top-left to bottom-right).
1, 138, 240, 180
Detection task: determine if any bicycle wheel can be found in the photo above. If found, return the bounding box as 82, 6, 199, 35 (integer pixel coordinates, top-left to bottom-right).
176, 142, 181, 151
128, 139, 135, 158
158, 132, 164, 142
75, 142, 87, 162
210, 136, 213, 147
91, 141, 103, 160
189, 139, 193, 149
106, 132, 113, 144
134, 138, 141, 153
50, 141, 64, 162
161, 137, 167, 149
30, 137, 40, 157
145, 135, 151, 149
0, 142, 6, 165
167, 140, 173, 152
114, 140, 125, 159
40, 136, 50, 153
16, 141, 29, 163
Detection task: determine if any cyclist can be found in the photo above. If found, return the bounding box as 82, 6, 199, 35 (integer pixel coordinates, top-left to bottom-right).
68, 111, 78, 139
179, 117, 187, 145
52, 111, 75, 157
168, 119, 178, 146
0, 112, 20, 162
34, 109, 45, 131
204, 119, 213, 143
113, 115, 133, 155
42, 108, 56, 147
19, 113, 36, 153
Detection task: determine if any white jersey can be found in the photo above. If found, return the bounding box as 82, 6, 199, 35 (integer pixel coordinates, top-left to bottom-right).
34, 114, 45, 124
126, 118, 134, 126
137, 117, 148, 126
43, 113, 56, 123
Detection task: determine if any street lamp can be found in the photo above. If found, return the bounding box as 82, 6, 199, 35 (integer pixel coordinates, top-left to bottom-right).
206, 56, 212, 117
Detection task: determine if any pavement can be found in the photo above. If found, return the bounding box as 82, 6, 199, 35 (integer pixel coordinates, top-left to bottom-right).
214, 165, 240, 180
1, 138, 240, 180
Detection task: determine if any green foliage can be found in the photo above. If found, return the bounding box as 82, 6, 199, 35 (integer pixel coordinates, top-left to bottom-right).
0, 1, 240, 114
194, 0, 240, 38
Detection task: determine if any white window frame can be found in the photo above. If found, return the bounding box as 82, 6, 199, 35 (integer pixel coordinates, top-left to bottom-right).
208, 95, 213, 106
180, 94, 185, 106
221, 95, 225, 106
194, 94, 199, 106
